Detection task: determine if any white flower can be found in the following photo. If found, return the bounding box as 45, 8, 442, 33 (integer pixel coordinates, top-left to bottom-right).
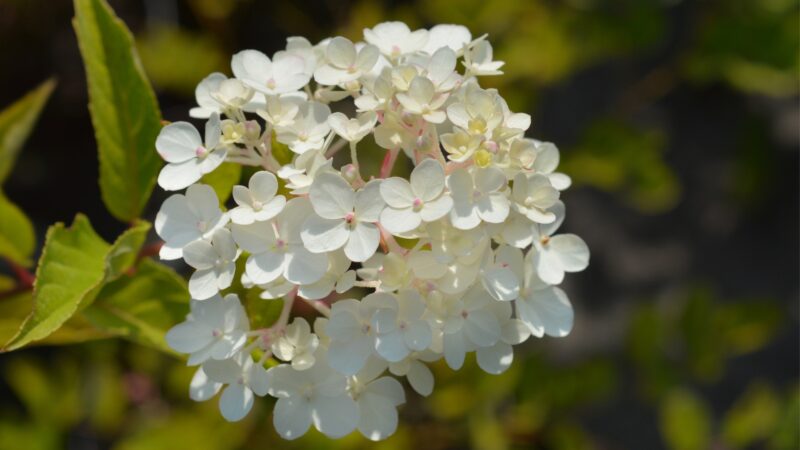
441, 129, 481, 162
422, 24, 472, 55
446, 86, 504, 138
156, 114, 226, 191
328, 111, 378, 143
182, 228, 240, 300
372, 290, 432, 362
379, 159, 453, 234
231, 49, 311, 95
511, 173, 560, 224
267, 356, 358, 439
407, 47, 460, 93
326, 295, 392, 375
230, 171, 286, 225
447, 167, 510, 230
302, 173, 384, 262
202, 353, 269, 422
387, 352, 437, 396
314, 37, 380, 86
516, 253, 574, 338
438, 286, 503, 370
529, 221, 590, 285
464, 39, 504, 76
532, 140, 572, 190
297, 250, 352, 300
155, 184, 228, 260
275, 101, 332, 154
395, 76, 448, 123
363, 21, 428, 58
232, 198, 327, 285
256, 92, 306, 127
189, 366, 222, 401
350, 357, 405, 440
165, 294, 249, 365
277, 149, 333, 195
480, 245, 523, 302
272, 318, 319, 370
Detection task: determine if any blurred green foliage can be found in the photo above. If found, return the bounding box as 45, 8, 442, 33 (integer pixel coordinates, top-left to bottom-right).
0, 0, 797, 448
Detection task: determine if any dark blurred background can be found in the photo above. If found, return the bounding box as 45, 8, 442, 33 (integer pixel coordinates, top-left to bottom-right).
0, 0, 798, 449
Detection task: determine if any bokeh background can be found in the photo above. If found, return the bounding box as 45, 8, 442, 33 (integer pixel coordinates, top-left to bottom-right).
0, 0, 798, 449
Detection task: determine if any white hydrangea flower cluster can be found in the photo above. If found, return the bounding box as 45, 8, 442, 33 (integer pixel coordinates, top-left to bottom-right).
156, 21, 589, 441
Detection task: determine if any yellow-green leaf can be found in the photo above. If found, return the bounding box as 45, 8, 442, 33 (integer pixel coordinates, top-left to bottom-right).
659, 388, 713, 450
0, 78, 56, 184
0, 192, 36, 266
73, 0, 163, 222
3, 214, 110, 351
83, 258, 189, 353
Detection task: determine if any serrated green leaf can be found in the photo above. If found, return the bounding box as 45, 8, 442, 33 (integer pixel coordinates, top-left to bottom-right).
201, 162, 241, 204
83, 258, 189, 353
73, 0, 162, 222
2, 216, 151, 351
0, 79, 56, 185
3, 214, 109, 351
0, 192, 36, 266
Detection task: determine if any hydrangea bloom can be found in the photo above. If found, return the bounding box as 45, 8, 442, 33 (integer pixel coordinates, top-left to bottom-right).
155, 22, 589, 441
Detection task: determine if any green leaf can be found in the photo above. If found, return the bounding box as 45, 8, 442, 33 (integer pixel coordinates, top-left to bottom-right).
659, 388, 713, 450
73, 0, 163, 222
721, 382, 780, 448
200, 162, 241, 204
83, 258, 189, 353
104, 219, 151, 281
0, 192, 36, 266
0, 78, 56, 185
3, 214, 110, 351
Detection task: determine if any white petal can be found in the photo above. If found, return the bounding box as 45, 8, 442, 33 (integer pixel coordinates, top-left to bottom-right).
285, 247, 327, 285
354, 180, 384, 223
326, 36, 356, 68
407, 360, 434, 396
375, 330, 408, 362
517, 286, 573, 338
310, 172, 354, 219
481, 267, 520, 301
548, 234, 590, 272
246, 251, 285, 284
249, 171, 279, 202
156, 122, 202, 163
189, 269, 220, 300
158, 160, 203, 191
166, 322, 210, 354
410, 159, 445, 202
442, 332, 466, 370
274, 396, 313, 440
379, 177, 414, 208
476, 342, 513, 375
219, 384, 253, 422
464, 309, 501, 347
477, 193, 509, 224
312, 394, 359, 438
419, 195, 452, 222
380, 207, 421, 234
344, 222, 380, 263
189, 367, 222, 401
182, 239, 216, 270
357, 385, 401, 440
301, 215, 349, 253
